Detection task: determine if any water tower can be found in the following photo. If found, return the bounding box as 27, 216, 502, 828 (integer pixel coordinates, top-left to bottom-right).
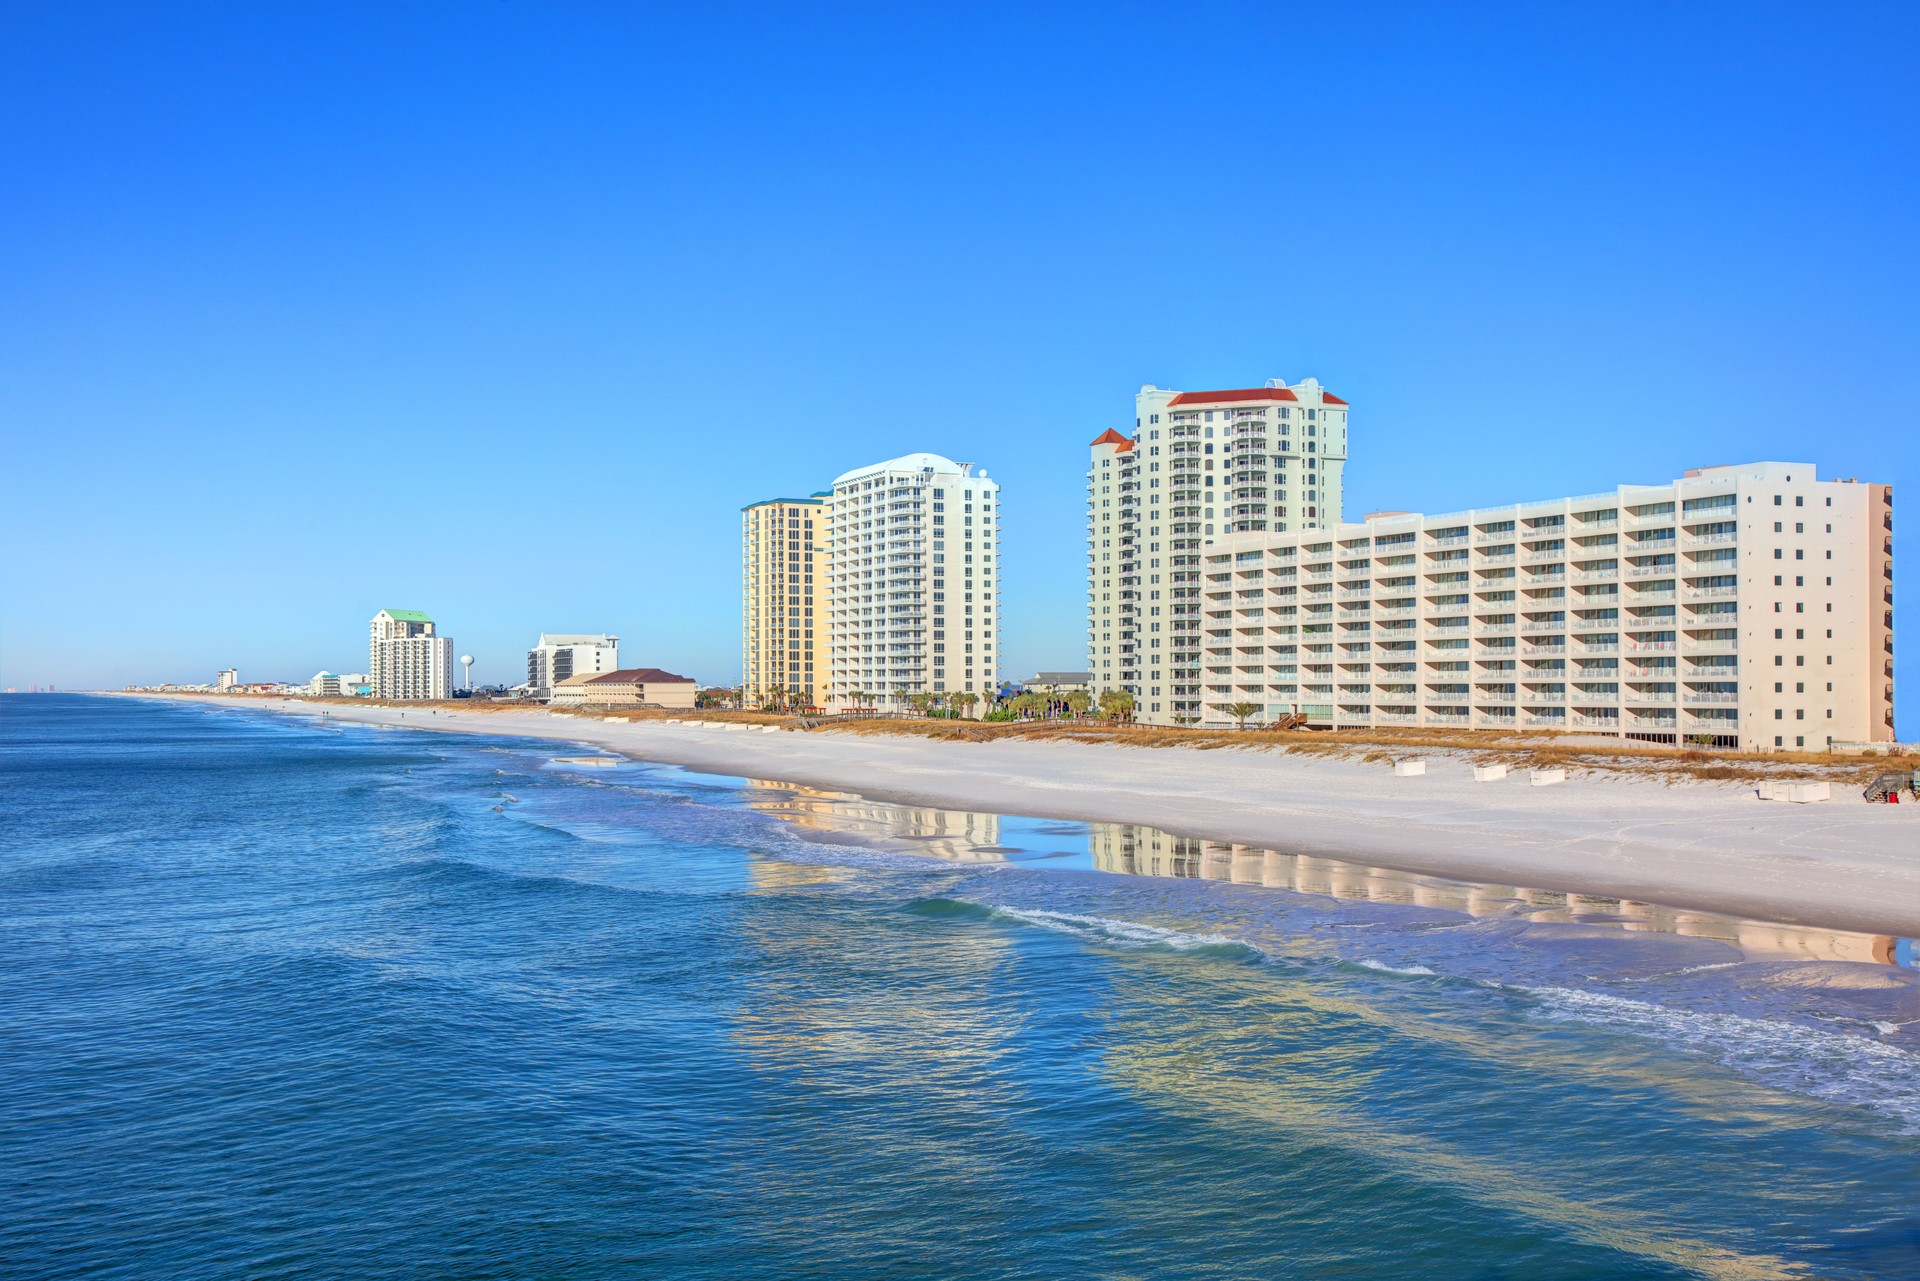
460, 654, 474, 691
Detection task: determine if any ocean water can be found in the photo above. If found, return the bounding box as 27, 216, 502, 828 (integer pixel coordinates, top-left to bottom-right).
3, 695, 1918, 1280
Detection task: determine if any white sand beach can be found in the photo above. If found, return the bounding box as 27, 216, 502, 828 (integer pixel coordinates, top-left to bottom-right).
169, 697, 1918, 937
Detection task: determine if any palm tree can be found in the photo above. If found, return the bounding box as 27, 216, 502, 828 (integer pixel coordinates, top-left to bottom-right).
955, 691, 979, 720
1097, 689, 1135, 722
1064, 690, 1091, 719
1224, 701, 1261, 730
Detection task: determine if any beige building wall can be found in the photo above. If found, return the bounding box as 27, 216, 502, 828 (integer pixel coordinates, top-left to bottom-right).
742, 496, 829, 707
1153, 461, 1890, 749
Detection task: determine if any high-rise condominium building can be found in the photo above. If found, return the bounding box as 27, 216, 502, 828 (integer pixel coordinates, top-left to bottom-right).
369, 608, 454, 701
525, 633, 621, 702
1090, 378, 1352, 724
825, 453, 1000, 709
741, 496, 829, 707
1172, 462, 1892, 748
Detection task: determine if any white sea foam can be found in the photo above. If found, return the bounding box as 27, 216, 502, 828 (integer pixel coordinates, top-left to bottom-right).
983, 905, 1260, 956
1358, 959, 1437, 976
1523, 984, 1920, 1132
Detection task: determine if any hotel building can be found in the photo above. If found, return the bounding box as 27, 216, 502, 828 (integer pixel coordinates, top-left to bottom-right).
369, 608, 454, 701
1090, 378, 1352, 724
1169, 462, 1891, 749
525, 633, 620, 702
741, 495, 829, 707
824, 453, 1000, 709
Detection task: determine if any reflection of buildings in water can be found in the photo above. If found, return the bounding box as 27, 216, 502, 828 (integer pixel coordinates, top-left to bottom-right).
1087, 821, 1905, 967
740, 779, 1003, 862
730, 848, 1024, 1205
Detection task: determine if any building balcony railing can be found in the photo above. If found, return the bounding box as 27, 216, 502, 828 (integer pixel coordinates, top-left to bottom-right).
1682, 692, 1740, 705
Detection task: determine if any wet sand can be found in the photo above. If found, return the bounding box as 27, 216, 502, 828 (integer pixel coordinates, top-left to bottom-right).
156, 696, 1920, 936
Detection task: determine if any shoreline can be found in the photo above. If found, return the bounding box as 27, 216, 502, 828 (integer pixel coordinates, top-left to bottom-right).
137, 693, 1919, 936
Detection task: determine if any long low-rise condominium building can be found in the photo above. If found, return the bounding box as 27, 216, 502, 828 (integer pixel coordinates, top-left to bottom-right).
1165, 462, 1892, 750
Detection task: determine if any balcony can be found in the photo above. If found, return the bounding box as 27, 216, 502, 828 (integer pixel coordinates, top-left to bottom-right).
1626, 690, 1676, 703
1684, 585, 1738, 601
1682, 691, 1740, 705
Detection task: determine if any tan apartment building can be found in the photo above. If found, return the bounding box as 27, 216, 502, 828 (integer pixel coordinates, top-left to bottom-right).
1090, 377, 1352, 724
742, 496, 829, 707
582, 668, 697, 710
1161, 461, 1890, 750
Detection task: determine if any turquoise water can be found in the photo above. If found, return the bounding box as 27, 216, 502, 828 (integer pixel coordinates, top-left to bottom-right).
3, 695, 1917, 1279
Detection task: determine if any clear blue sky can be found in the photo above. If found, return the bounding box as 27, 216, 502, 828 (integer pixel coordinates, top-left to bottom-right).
1, 3, 1912, 731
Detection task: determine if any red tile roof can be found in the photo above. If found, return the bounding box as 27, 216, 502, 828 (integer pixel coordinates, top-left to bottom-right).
1089, 428, 1132, 447
1168, 388, 1298, 405
1323, 393, 1348, 406
1116, 438, 1134, 452
589, 668, 693, 685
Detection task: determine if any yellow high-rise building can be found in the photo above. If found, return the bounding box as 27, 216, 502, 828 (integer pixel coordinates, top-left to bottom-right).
741, 495, 830, 708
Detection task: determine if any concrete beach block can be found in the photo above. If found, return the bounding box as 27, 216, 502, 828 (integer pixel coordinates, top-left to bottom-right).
760, 725, 780, 733
1788, 782, 1831, 804
1756, 780, 1790, 801
1393, 760, 1427, 777
1473, 764, 1509, 782
1530, 768, 1568, 787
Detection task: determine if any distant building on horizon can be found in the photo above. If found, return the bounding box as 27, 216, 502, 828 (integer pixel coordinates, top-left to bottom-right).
369, 609, 454, 700
526, 633, 620, 702
1090, 376, 1353, 726
308, 671, 369, 698
825, 453, 1000, 710
1023, 671, 1093, 696
216, 668, 238, 690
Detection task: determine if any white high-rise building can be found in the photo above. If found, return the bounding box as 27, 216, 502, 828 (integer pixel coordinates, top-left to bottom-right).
369, 609, 455, 701
1090, 378, 1352, 724
525, 633, 621, 702
1169, 462, 1892, 749
824, 453, 1000, 710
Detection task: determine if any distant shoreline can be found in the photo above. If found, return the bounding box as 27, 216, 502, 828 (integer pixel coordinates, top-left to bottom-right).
124, 693, 1920, 936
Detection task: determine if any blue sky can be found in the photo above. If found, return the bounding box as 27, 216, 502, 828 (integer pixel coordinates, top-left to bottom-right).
1, 3, 1912, 730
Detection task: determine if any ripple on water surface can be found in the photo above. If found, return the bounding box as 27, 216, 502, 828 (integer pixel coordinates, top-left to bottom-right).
2, 695, 1917, 1281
